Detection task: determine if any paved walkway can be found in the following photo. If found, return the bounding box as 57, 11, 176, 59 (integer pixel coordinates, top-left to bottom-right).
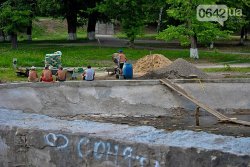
34, 35, 250, 55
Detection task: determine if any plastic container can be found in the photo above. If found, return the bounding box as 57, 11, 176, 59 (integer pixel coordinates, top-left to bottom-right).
122, 63, 133, 79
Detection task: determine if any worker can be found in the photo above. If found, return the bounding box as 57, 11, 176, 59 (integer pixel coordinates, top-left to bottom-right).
55, 66, 66, 81
112, 52, 119, 65
40, 66, 53, 82
28, 66, 38, 82
118, 50, 127, 69
82, 65, 95, 81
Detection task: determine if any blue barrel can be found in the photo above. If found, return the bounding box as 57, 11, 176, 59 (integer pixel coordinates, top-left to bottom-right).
122, 63, 133, 79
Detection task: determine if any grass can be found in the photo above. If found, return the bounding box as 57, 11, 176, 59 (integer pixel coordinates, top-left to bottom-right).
0, 68, 31, 82
203, 67, 250, 73
1, 43, 250, 69
18, 18, 87, 41
115, 32, 158, 40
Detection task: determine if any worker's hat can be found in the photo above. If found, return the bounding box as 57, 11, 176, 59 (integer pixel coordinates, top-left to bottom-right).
31, 66, 36, 70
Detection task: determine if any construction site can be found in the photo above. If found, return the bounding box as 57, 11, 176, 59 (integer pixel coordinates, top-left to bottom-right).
0, 53, 250, 167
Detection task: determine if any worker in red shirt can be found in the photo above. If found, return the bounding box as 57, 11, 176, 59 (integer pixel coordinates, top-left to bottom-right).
40, 66, 53, 82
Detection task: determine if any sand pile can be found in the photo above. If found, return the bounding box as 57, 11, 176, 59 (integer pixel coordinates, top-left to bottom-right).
140, 58, 208, 79
133, 54, 172, 73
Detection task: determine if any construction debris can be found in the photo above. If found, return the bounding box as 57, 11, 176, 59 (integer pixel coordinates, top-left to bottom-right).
133, 54, 172, 73
140, 58, 209, 79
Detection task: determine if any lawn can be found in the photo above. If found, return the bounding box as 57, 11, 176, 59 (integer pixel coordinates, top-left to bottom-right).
203, 67, 250, 73
1, 42, 250, 68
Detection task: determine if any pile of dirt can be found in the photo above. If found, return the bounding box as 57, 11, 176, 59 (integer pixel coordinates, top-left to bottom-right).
133, 54, 172, 73
140, 58, 209, 79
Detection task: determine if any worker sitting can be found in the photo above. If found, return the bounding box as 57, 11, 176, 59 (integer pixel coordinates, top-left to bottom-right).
82, 65, 95, 81
55, 66, 66, 81
40, 66, 53, 82
28, 66, 38, 82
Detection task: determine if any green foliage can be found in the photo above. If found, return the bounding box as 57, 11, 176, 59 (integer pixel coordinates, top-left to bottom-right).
158, 25, 191, 46
224, 64, 231, 70
98, 0, 165, 45
158, 0, 232, 46
0, 2, 32, 34
220, 0, 250, 32
37, 0, 100, 27
37, 0, 62, 17
203, 67, 250, 73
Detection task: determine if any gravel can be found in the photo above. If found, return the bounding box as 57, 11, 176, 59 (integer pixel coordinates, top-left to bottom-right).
139, 58, 209, 79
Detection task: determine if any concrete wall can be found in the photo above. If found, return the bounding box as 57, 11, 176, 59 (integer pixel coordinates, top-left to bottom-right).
0, 80, 249, 118
0, 109, 249, 167
95, 22, 114, 35
0, 80, 250, 166
176, 80, 250, 110
0, 81, 184, 117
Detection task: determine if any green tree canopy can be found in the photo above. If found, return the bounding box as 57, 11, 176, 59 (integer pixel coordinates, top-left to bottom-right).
0, 0, 32, 48
98, 0, 165, 46
158, 0, 232, 58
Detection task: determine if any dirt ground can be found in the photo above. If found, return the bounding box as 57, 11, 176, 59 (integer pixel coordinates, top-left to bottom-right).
56, 107, 250, 138
95, 72, 250, 80
61, 71, 250, 137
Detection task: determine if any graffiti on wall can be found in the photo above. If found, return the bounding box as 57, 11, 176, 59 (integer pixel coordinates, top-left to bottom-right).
45, 133, 162, 167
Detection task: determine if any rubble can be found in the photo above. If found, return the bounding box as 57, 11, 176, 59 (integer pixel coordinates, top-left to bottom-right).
140, 58, 209, 79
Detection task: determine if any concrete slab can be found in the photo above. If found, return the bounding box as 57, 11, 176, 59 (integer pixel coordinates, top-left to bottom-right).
0, 109, 249, 167
0, 80, 249, 117
0, 80, 249, 166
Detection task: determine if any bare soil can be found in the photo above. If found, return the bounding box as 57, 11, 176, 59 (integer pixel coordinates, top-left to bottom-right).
56, 108, 250, 137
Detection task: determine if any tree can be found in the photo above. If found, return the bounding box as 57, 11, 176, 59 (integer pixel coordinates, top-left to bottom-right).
0, 1, 32, 48
0, 29, 4, 41
23, 0, 37, 41
98, 0, 165, 46
85, 0, 103, 40
158, 0, 231, 59
37, 0, 79, 40
37, 0, 100, 40
220, 0, 250, 45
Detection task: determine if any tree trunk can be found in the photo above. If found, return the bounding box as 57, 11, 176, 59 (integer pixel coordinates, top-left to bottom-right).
210, 41, 214, 49
6, 33, 11, 42
0, 30, 4, 42
11, 32, 18, 49
63, 0, 77, 40
190, 35, 199, 59
157, 7, 163, 33
128, 37, 135, 48
245, 28, 248, 40
66, 13, 77, 40
27, 22, 32, 41
240, 27, 245, 45
87, 13, 97, 40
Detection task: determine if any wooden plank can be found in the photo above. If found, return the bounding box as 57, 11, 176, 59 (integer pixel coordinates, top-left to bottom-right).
160, 79, 250, 126
160, 79, 228, 120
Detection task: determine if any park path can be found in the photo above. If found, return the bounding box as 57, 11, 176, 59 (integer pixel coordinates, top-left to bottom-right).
33, 35, 250, 56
